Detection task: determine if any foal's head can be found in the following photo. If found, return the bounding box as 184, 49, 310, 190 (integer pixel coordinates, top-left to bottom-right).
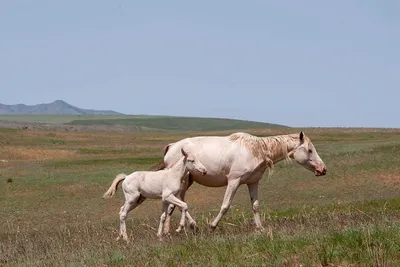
181, 148, 207, 175
290, 131, 327, 176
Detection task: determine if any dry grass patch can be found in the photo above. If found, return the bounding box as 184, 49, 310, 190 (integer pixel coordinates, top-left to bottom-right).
1, 147, 76, 161
375, 173, 400, 188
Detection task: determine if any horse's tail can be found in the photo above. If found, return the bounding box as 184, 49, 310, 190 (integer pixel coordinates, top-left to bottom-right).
148, 160, 166, 171
103, 173, 127, 199
148, 143, 173, 171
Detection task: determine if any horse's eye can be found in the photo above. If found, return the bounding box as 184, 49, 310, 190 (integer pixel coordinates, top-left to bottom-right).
308, 149, 312, 154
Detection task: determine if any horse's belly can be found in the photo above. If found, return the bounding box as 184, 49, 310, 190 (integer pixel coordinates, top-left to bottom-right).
191, 173, 228, 187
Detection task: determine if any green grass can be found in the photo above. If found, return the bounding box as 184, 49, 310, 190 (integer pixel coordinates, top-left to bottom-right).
0, 114, 288, 131
0, 114, 138, 124
68, 116, 288, 131
0, 127, 399, 266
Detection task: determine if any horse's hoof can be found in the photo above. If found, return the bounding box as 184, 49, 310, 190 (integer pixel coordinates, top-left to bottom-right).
255, 227, 266, 233
175, 226, 185, 233
189, 223, 198, 230
208, 224, 217, 232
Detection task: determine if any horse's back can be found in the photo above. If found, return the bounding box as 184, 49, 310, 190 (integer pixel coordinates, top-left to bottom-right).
165, 135, 255, 176
165, 136, 233, 163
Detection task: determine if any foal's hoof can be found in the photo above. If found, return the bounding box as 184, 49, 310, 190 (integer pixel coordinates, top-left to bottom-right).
163, 231, 170, 237
157, 233, 172, 242
255, 226, 266, 233
157, 233, 164, 241
116, 235, 130, 244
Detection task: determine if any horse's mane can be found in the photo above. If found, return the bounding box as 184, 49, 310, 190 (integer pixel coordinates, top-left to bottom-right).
229, 132, 300, 175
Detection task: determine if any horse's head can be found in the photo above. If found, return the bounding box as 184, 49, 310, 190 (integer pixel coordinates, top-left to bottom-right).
181, 148, 207, 175
290, 131, 327, 176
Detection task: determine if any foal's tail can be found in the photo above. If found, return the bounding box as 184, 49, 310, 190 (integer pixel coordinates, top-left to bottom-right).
103, 173, 127, 199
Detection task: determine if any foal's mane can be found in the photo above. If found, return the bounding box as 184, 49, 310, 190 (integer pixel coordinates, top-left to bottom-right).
229, 132, 300, 173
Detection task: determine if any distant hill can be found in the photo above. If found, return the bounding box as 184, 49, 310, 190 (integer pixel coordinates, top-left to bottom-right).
0, 100, 122, 115
0, 100, 289, 131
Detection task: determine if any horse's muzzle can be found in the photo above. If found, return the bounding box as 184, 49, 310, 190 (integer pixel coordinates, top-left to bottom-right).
315, 165, 327, 176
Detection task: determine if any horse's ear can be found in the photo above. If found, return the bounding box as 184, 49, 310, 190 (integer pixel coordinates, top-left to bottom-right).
181, 148, 188, 157
299, 131, 304, 142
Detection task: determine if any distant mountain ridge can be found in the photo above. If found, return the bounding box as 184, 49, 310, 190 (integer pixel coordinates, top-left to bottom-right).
0, 100, 123, 115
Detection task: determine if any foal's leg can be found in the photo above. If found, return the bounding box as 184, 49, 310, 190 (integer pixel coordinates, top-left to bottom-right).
247, 181, 265, 231
118, 192, 142, 243
176, 175, 197, 230
163, 194, 189, 233
163, 174, 195, 234
157, 201, 170, 240
210, 179, 241, 230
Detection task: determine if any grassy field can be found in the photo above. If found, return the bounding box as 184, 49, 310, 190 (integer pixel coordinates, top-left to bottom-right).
0, 115, 286, 131
0, 126, 400, 266
68, 117, 287, 131
0, 115, 138, 124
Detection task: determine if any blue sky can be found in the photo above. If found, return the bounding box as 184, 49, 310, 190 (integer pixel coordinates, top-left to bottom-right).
1, 1, 399, 128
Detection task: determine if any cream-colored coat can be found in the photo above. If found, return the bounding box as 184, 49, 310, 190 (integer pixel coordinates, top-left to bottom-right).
103, 148, 207, 242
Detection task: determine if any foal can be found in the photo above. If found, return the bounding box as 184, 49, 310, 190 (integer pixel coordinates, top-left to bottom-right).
103, 148, 207, 242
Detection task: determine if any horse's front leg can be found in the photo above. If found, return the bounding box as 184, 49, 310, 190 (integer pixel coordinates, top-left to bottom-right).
209, 179, 241, 230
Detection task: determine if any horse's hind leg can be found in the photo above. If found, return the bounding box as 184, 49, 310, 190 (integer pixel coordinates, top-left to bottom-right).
247, 181, 265, 231
117, 192, 142, 243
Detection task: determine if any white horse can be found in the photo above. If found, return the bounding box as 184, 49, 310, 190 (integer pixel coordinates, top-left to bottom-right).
103, 148, 207, 242
150, 131, 327, 234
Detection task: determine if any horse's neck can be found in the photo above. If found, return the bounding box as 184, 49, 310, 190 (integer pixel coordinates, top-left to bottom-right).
170, 157, 186, 177
261, 134, 299, 163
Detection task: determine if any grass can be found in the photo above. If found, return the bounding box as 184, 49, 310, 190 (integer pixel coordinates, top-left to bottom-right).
0, 127, 399, 266
0, 115, 137, 124
0, 114, 288, 131
67, 116, 288, 131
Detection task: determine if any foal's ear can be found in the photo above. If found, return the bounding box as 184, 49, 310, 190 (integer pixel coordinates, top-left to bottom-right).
181, 148, 188, 157
299, 131, 304, 142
